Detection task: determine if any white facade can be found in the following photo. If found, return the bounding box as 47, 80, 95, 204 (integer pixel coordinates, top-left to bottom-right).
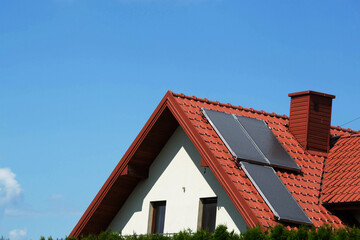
108, 127, 248, 234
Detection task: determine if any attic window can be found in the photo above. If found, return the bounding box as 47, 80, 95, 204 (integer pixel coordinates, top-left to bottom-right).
149, 201, 166, 234
198, 197, 217, 233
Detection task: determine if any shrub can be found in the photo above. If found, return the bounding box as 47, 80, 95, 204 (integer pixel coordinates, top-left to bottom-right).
241, 226, 265, 240
287, 225, 309, 240
268, 225, 289, 240
63, 224, 360, 240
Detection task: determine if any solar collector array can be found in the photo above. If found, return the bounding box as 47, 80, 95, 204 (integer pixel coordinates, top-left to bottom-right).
202, 108, 300, 171
236, 115, 300, 171
202, 109, 267, 164
202, 108, 311, 225
241, 162, 312, 225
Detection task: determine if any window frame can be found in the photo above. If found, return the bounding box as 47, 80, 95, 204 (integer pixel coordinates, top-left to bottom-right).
198, 197, 217, 233
148, 201, 166, 234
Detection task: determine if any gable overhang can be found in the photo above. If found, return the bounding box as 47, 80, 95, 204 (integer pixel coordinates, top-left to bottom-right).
70, 91, 260, 237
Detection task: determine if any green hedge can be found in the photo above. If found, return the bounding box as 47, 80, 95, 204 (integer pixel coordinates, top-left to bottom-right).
42, 224, 360, 240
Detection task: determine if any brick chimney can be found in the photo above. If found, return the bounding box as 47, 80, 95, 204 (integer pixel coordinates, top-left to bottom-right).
288, 90, 335, 153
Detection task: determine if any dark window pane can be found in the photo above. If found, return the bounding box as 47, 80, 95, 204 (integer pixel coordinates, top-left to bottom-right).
201, 198, 217, 233
152, 201, 166, 234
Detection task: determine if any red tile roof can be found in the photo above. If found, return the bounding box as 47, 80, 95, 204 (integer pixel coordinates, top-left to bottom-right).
70, 91, 360, 237
172, 92, 359, 229
322, 134, 360, 204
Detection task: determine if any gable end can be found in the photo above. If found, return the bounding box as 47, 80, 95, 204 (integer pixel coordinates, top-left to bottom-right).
70, 92, 260, 237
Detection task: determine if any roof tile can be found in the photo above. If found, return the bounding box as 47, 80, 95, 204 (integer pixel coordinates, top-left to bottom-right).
172, 92, 354, 229
322, 135, 360, 204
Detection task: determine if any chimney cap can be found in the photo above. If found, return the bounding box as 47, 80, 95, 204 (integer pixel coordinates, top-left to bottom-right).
288, 90, 335, 99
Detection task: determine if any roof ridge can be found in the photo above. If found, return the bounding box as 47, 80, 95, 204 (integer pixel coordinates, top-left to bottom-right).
171, 92, 360, 134
330, 126, 360, 134
172, 92, 288, 119
336, 133, 360, 139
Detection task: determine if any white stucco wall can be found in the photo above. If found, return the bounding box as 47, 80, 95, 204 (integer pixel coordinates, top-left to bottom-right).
108, 127, 247, 234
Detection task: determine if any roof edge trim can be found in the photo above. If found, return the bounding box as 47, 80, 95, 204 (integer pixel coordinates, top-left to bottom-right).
167, 94, 261, 229
70, 91, 174, 237
70, 90, 261, 237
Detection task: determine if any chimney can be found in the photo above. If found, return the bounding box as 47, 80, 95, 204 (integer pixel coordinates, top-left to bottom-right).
288, 90, 335, 153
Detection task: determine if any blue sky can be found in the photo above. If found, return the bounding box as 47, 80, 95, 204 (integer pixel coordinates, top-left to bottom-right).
1, 1, 360, 239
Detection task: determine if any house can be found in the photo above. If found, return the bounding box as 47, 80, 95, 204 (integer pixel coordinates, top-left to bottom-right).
70, 90, 360, 237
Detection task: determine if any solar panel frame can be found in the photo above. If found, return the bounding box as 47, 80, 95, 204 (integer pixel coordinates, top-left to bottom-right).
202, 108, 310, 224
235, 115, 301, 171
241, 162, 312, 225
202, 108, 300, 170
201, 108, 268, 165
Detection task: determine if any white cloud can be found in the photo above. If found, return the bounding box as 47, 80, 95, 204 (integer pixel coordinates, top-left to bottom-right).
0, 168, 22, 206
9, 228, 27, 240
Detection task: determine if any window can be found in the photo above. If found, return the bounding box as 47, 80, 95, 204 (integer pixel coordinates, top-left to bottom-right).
149, 201, 166, 234
199, 197, 217, 233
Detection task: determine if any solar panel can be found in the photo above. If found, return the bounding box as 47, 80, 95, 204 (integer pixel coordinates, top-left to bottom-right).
236, 115, 300, 171
241, 162, 312, 225
201, 109, 267, 164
